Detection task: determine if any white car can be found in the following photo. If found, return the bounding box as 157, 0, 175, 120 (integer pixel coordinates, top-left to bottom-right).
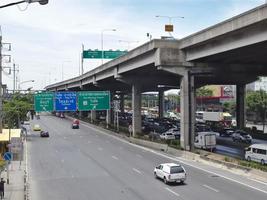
154, 163, 186, 184
160, 132, 175, 140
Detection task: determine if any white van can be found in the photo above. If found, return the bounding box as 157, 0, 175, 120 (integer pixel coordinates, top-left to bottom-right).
245, 144, 267, 165
194, 132, 216, 151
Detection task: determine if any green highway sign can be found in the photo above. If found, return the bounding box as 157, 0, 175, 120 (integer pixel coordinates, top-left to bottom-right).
83, 50, 127, 59
78, 91, 110, 111
83, 50, 102, 59
34, 92, 54, 112
104, 50, 127, 59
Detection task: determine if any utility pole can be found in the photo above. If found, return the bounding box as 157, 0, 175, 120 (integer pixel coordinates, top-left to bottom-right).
81, 44, 84, 75
0, 34, 2, 133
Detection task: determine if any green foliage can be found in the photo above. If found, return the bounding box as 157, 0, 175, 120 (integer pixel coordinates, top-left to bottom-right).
246, 90, 267, 115
196, 86, 213, 97
246, 90, 267, 131
223, 101, 236, 114
3, 93, 33, 128
238, 160, 267, 172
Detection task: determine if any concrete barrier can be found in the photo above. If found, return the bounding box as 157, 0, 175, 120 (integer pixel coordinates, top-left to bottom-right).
129, 137, 168, 152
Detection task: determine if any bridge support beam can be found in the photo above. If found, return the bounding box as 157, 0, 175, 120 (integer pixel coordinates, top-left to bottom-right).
132, 83, 142, 137
159, 90, 165, 118
91, 110, 96, 123
236, 84, 246, 129
120, 94, 125, 113
180, 72, 195, 151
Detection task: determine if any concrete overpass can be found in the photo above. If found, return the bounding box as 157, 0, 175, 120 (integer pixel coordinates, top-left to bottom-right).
45, 4, 267, 151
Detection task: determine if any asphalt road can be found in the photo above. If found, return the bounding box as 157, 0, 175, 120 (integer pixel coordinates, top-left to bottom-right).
26, 115, 267, 200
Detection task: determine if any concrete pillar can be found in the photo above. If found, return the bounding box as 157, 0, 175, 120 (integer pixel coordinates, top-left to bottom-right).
180, 72, 195, 151
106, 93, 113, 126
236, 84, 246, 129
120, 94, 125, 113
132, 83, 142, 137
158, 90, 164, 118
91, 110, 96, 122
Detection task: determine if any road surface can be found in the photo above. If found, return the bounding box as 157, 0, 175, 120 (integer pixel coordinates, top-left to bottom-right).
26, 115, 267, 200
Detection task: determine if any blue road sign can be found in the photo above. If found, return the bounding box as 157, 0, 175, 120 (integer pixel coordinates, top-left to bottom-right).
3, 152, 12, 161
55, 92, 77, 111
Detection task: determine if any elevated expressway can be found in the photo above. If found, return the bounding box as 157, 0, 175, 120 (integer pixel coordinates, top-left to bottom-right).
46, 4, 267, 150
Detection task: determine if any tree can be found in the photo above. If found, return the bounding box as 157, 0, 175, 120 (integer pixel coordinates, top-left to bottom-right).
246, 90, 267, 133
3, 93, 33, 128
196, 86, 213, 97
223, 101, 236, 115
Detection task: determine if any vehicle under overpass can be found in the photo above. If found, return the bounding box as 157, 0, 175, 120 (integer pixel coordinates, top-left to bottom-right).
45, 4, 267, 151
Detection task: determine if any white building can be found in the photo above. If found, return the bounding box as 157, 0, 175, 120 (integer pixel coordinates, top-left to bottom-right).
247, 77, 267, 92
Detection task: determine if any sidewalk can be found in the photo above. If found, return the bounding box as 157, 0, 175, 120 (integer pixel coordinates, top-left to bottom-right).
2, 161, 25, 200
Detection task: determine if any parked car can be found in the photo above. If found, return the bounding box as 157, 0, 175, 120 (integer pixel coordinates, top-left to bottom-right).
33, 124, 41, 131
245, 144, 267, 165
232, 130, 252, 143
40, 131, 49, 137
154, 163, 186, 184
160, 132, 175, 140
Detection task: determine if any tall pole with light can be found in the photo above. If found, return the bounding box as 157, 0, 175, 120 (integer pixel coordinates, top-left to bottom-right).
18, 80, 34, 90
155, 15, 184, 37
61, 61, 71, 81
0, 0, 48, 9
101, 29, 116, 65
118, 40, 139, 50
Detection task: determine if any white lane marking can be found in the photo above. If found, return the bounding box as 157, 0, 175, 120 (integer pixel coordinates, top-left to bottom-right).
81, 122, 267, 194
95, 135, 99, 137
203, 184, 219, 192
80, 135, 83, 138
88, 140, 91, 144
136, 154, 143, 158
248, 178, 267, 186
112, 156, 118, 160
97, 147, 103, 151
165, 188, 180, 197
61, 159, 65, 163
106, 140, 110, 143
119, 147, 123, 150
132, 168, 142, 174
63, 136, 66, 140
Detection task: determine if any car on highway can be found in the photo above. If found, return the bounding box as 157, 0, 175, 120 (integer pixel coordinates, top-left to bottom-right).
72, 119, 80, 129
40, 131, 49, 137
154, 163, 186, 184
245, 144, 267, 165
219, 127, 235, 137
232, 130, 252, 143
160, 132, 175, 140
33, 124, 41, 131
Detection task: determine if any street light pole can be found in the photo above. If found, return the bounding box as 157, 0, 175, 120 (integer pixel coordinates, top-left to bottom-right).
101, 29, 116, 65
118, 40, 139, 50
18, 80, 34, 90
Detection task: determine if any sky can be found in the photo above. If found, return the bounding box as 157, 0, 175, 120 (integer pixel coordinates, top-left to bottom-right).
0, 0, 265, 91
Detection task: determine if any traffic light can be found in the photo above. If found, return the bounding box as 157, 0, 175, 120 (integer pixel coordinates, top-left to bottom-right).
25, 0, 49, 5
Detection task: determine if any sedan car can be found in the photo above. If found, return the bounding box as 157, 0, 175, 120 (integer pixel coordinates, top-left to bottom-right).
232, 130, 252, 143
40, 131, 49, 137
160, 132, 175, 140
33, 124, 41, 131
154, 163, 186, 184
219, 128, 235, 137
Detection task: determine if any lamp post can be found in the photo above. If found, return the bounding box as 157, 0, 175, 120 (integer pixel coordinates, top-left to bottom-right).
155, 15, 184, 37
101, 29, 116, 64
118, 40, 139, 50
0, 0, 48, 9
155, 15, 184, 25
62, 61, 71, 81
18, 80, 34, 90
